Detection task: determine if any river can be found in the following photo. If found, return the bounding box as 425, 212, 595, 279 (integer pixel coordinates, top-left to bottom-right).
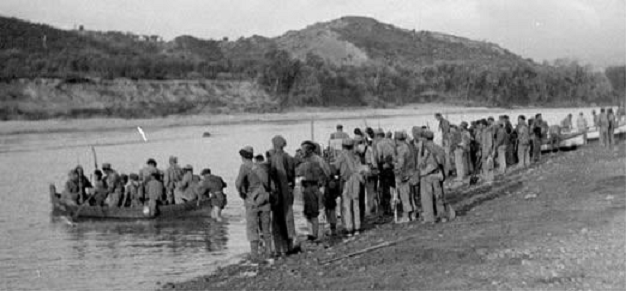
0, 106, 598, 290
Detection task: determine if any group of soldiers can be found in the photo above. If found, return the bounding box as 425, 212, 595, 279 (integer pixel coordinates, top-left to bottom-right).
60, 106, 623, 262
235, 123, 456, 262
61, 156, 228, 220
237, 106, 624, 262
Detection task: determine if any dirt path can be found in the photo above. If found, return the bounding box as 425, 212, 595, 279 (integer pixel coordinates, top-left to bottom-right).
166, 143, 625, 290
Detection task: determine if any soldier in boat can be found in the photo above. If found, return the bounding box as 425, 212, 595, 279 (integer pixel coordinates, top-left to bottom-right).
91, 169, 108, 206
61, 169, 81, 206
145, 172, 165, 215
164, 156, 184, 205
102, 163, 124, 207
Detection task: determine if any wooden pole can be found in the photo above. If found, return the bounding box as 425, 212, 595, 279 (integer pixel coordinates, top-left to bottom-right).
310, 118, 315, 141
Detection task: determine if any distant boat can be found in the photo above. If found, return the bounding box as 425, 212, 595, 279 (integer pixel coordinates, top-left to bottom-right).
202, 132, 212, 138
541, 120, 626, 151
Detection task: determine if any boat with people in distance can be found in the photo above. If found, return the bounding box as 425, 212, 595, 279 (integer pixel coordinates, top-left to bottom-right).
48, 184, 212, 220
541, 120, 626, 151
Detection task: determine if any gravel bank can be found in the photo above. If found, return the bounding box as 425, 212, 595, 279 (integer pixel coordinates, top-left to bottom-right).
165, 142, 625, 290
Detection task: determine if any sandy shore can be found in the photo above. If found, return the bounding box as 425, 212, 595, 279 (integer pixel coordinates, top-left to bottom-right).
0, 104, 493, 135
164, 141, 625, 290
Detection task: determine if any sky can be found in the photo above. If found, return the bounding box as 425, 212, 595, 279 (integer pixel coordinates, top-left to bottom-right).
1, 0, 624, 68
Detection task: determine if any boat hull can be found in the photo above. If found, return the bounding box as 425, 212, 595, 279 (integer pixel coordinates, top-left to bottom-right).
50, 188, 212, 221
541, 121, 626, 151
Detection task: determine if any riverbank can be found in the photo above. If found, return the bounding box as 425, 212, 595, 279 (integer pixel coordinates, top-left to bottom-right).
165, 142, 625, 290
0, 103, 495, 135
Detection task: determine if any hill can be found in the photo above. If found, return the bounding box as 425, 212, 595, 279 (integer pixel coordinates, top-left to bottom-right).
0, 16, 620, 120
276, 16, 521, 67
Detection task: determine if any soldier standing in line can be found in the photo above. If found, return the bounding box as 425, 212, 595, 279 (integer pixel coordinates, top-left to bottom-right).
269, 135, 297, 256
236, 146, 272, 262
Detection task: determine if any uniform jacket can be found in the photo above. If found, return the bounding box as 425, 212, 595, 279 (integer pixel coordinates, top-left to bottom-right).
164, 164, 184, 190
394, 141, 416, 180
236, 161, 271, 211
517, 123, 530, 146
145, 179, 164, 202
576, 116, 588, 131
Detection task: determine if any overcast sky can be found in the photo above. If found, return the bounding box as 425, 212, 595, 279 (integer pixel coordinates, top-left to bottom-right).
1, 0, 624, 68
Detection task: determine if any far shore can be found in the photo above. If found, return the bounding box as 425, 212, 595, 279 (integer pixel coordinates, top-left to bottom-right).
0, 103, 501, 136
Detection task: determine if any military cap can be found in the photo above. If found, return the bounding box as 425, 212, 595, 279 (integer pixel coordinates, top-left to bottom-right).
129, 173, 139, 180
183, 164, 193, 170
301, 140, 316, 148
147, 158, 156, 165
239, 146, 254, 159
374, 128, 384, 136
102, 163, 111, 170
200, 168, 211, 176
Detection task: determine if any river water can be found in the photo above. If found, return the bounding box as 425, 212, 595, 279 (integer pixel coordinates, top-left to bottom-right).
0, 106, 597, 290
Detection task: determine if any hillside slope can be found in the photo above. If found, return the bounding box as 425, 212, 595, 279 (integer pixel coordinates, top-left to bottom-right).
0, 15, 618, 120
276, 16, 522, 67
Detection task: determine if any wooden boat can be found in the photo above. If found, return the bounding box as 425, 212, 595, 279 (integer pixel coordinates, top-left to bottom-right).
49, 184, 212, 220
540, 120, 626, 151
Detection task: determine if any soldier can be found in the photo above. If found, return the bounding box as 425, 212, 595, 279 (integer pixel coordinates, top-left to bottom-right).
455, 122, 472, 180
145, 172, 164, 216
125, 173, 143, 207
296, 140, 330, 241
435, 113, 452, 176
516, 115, 531, 167
62, 169, 81, 205
175, 165, 195, 204
375, 128, 395, 214
393, 131, 415, 223
333, 138, 366, 236
548, 124, 561, 153
236, 146, 272, 262
607, 108, 616, 149
480, 120, 495, 183
164, 156, 184, 205
74, 165, 92, 204
102, 163, 123, 208
269, 135, 297, 256
197, 168, 228, 221
361, 131, 379, 217
419, 131, 454, 223
139, 158, 161, 183
561, 114, 573, 131
330, 124, 350, 140
91, 170, 107, 206
494, 119, 508, 174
